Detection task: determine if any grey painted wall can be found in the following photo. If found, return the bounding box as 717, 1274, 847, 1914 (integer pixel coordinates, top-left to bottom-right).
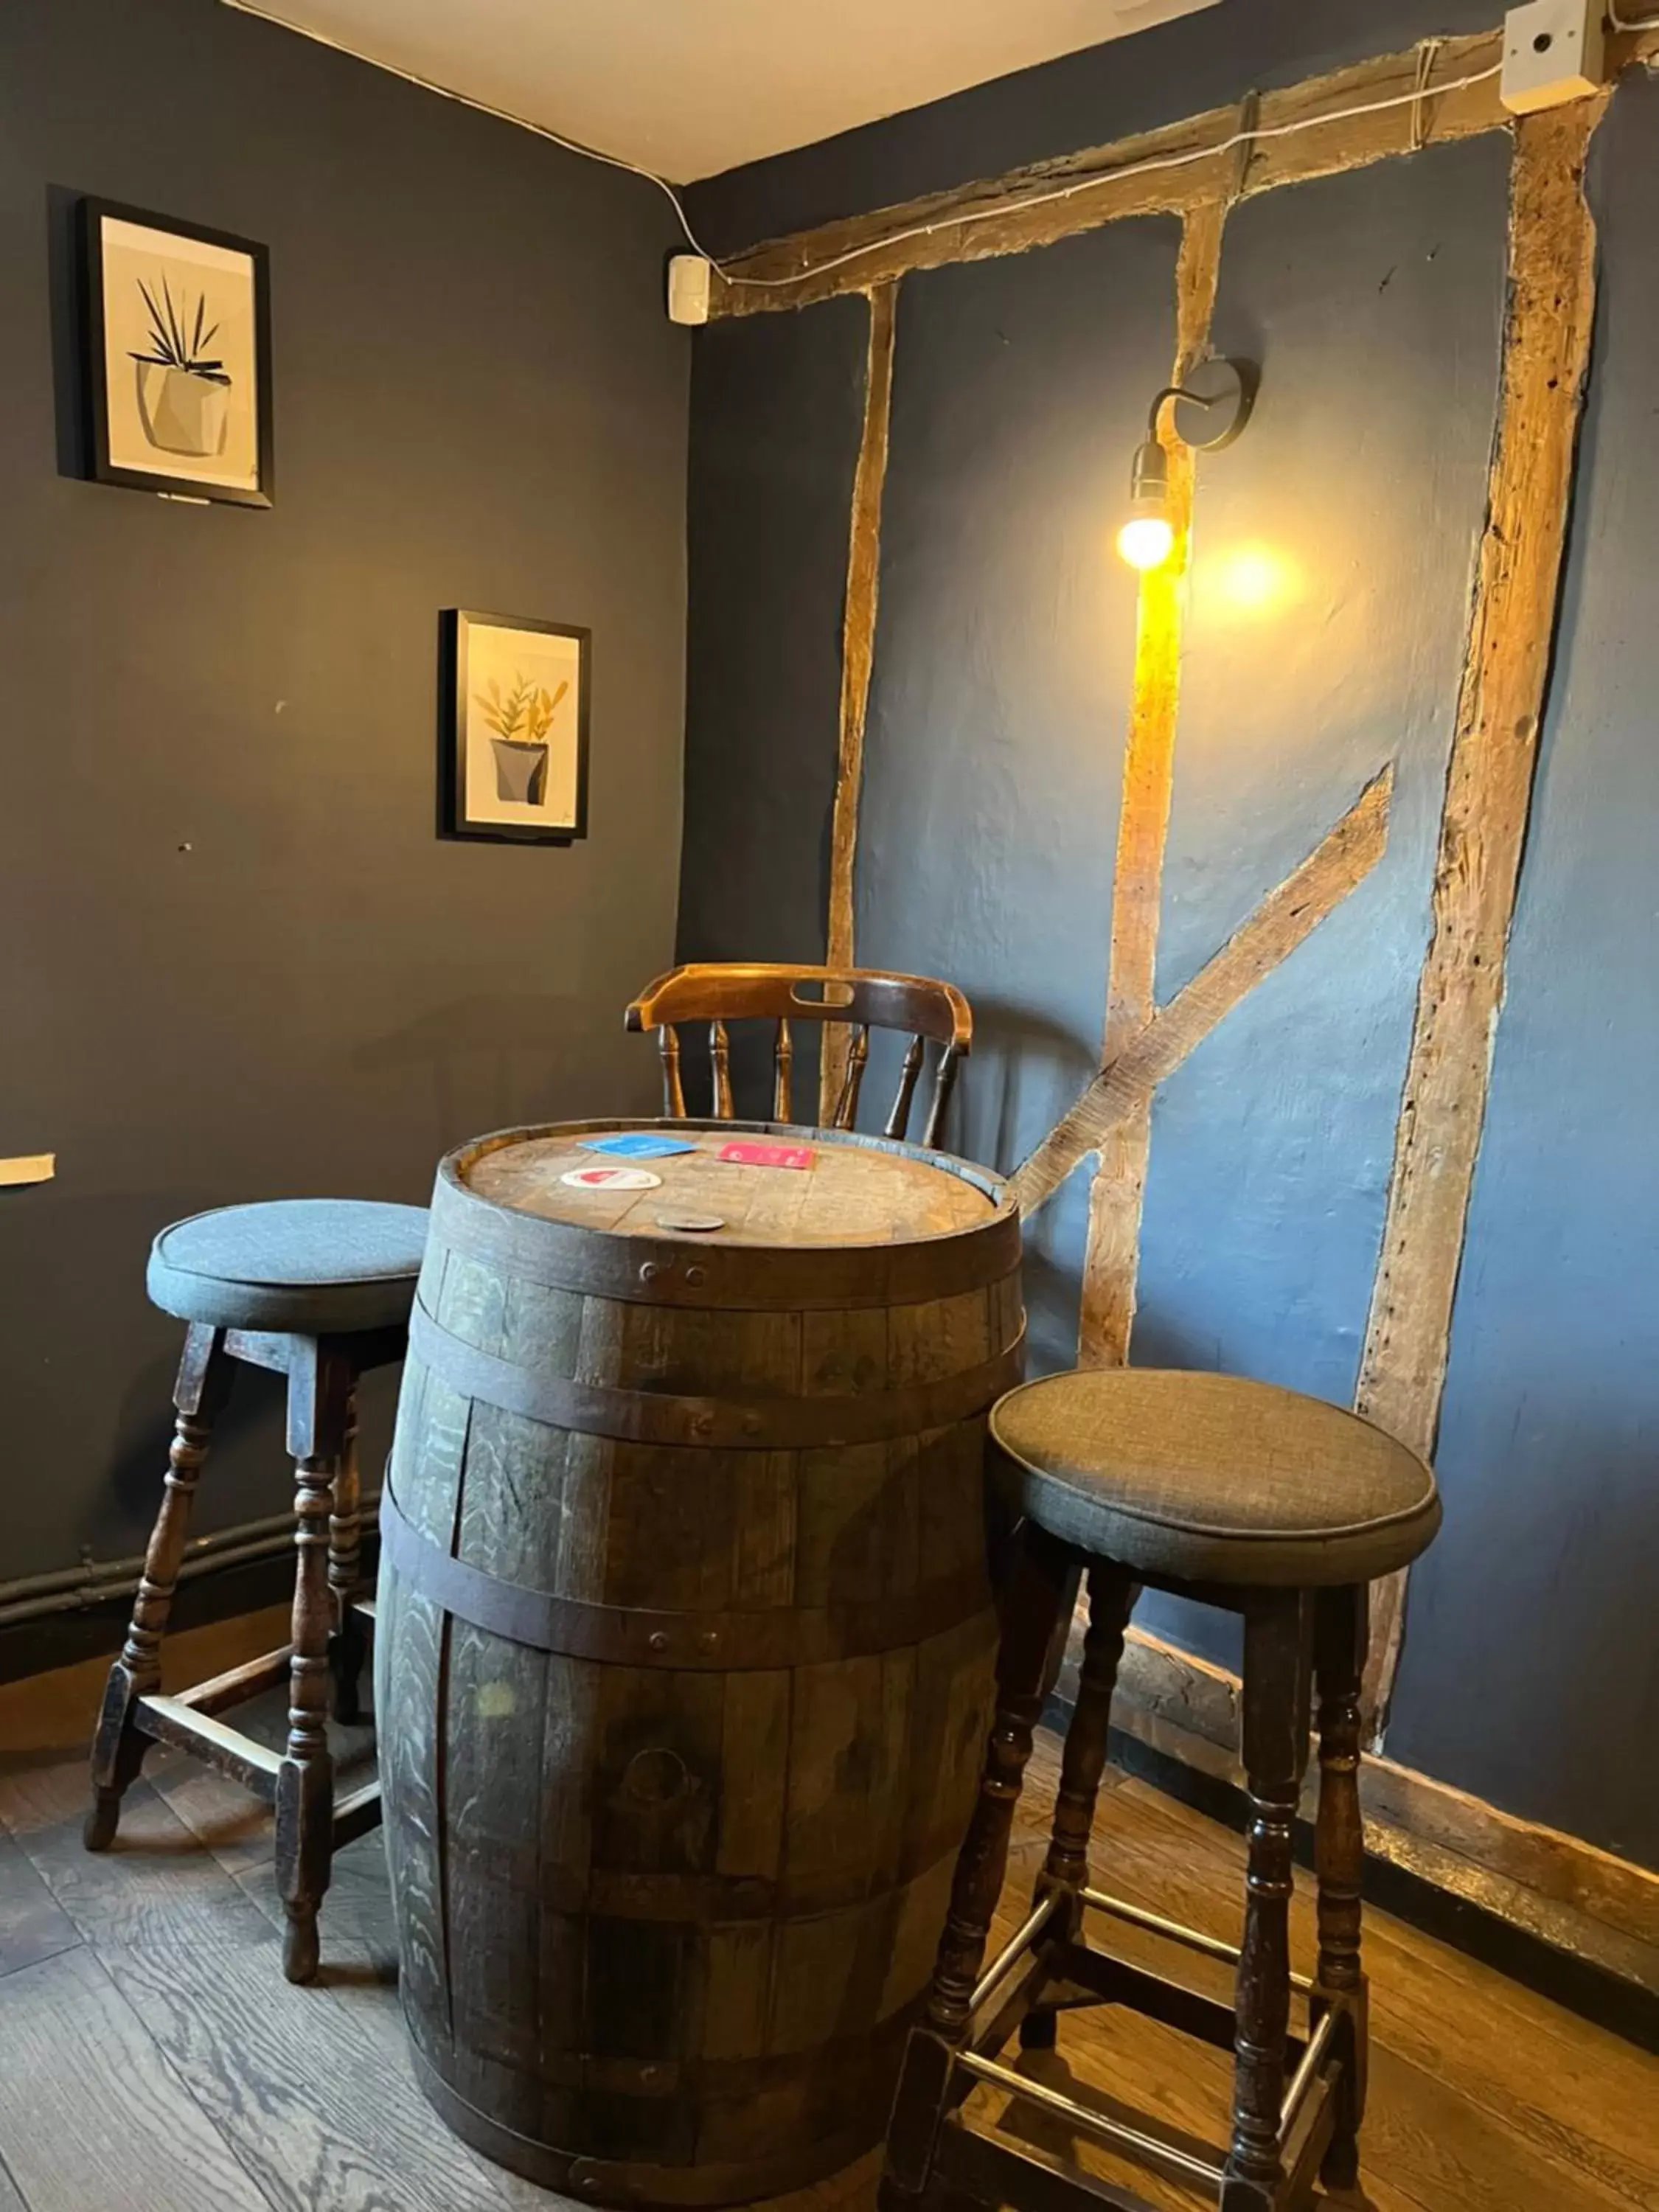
855, 218, 1183, 1374
676, 296, 869, 1112
681, 32, 1659, 1864
0, 0, 688, 1579
1132, 136, 1507, 1674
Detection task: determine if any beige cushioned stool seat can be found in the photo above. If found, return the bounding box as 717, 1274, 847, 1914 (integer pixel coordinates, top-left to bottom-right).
991, 1368, 1440, 1587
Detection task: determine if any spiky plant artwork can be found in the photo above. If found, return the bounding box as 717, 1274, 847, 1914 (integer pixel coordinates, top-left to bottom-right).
130, 274, 233, 458
475, 675, 570, 805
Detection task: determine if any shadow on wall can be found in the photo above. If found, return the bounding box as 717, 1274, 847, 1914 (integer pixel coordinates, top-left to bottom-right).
351, 991, 607, 1146
960, 998, 1100, 1178
108, 1349, 285, 1528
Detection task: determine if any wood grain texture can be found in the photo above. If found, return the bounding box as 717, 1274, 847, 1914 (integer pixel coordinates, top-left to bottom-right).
0, 1663, 1653, 2212
0, 1827, 80, 1980
467, 1124, 990, 1246
710, 27, 1659, 320
1013, 767, 1392, 1216
1357, 97, 1608, 1733
1078, 197, 1226, 1369
1, 1772, 273, 1954
821, 284, 898, 1121
0, 1945, 270, 2212
378, 1138, 1018, 2197
1099, 1624, 1659, 1996
709, 35, 1512, 316
103, 1930, 533, 2212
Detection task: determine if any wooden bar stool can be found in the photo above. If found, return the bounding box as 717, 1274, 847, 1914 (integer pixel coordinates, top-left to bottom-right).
86, 1198, 428, 1981
882, 1368, 1441, 2212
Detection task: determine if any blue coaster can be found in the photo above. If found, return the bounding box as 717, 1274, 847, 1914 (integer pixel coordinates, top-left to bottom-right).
580, 1131, 698, 1160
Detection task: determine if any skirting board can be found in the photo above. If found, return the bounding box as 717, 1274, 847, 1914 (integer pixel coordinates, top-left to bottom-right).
1068, 1622, 1659, 2004
0, 1534, 381, 1685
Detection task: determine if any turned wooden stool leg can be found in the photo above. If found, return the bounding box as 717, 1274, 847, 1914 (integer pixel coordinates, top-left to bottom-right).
880, 1523, 1074, 2212
86, 1326, 233, 1851
327, 1385, 366, 1725
1314, 1584, 1368, 2195
276, 1342, 351, 1983
1223, 1591, 1313, 2212
1020, 1561, 1136, 2052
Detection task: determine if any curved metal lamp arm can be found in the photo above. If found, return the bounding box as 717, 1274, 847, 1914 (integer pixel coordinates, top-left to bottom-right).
1146, 358, 1258, 451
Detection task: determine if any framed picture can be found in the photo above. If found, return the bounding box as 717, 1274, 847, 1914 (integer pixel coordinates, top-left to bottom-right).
440, 610, 591, 844
79, 198, 272, 507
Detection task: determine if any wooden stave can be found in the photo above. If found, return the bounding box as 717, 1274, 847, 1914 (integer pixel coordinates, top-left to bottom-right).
380, 1128, 1020, 2207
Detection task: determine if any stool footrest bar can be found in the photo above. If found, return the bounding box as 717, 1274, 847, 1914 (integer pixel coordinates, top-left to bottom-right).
936, 2118, 1165, 2212
136, 1694, 282, 1800
168, 1643, 293, 1718
1047, 1939, 1240, 2055
1280, 2005, 1338, 2131
954, 2051, 1226, 2189
332, 1775, 383, 1846
969, 1890, 1061, 2014
1080, 1885, 1315, 1994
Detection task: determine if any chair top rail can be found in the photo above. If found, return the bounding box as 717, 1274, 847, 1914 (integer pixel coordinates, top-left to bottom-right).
626, 963, 972, 1049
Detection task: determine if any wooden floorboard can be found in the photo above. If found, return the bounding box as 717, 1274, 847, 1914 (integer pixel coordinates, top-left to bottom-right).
0, 1642, 1655, 2212
0, 1945, 272, 2212
0, 1829, 80, 1980
103, 1930, 542, 2212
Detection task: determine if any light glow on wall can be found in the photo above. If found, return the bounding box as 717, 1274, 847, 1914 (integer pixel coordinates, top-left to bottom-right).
1197, 540, 1304, 616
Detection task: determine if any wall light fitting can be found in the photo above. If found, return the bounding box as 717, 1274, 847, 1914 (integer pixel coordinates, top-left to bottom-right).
1117, 356, 1258, 571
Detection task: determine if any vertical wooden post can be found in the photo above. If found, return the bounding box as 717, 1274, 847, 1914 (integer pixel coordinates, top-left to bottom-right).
1357, 97, 1607, 1731
1224, 1590, 1312, 2211
1314, 1583, 1370, 2194
1078, 198, 1226, 1366
86, 1325, 234, 1849
821, 281, 898, 1120
276, 1338, 353, 1983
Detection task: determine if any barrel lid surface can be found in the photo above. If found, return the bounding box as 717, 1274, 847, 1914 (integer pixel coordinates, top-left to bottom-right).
462, 1120, 999, 1248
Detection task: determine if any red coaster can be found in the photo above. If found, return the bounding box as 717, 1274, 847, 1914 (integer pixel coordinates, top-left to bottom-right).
718, 1141, 814, 1171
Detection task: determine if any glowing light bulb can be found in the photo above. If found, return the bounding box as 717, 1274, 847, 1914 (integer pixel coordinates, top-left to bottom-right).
1118, 511, 1175, 571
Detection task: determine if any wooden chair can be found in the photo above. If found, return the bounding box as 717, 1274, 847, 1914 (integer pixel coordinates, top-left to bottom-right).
881, 1367, 1442, 2212
625, 963, 973, 1147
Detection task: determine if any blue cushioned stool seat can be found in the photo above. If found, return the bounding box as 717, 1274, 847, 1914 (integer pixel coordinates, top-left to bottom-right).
147, 1199, 429, 1335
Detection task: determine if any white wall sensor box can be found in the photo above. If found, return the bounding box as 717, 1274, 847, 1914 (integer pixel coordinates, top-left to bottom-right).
667, 254, 712, 326
1500, 0, 1605, 114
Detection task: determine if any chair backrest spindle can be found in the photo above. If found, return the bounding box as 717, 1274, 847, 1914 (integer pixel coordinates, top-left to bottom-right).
885, 1034, 926, 1143
922, 1042, 963, 1150
625, 964, 972, 1143
658, 1026, 686, 1117
832, 1024, 871, 1130
710, 1019, 734, 1119
773, 1018, 794, 1121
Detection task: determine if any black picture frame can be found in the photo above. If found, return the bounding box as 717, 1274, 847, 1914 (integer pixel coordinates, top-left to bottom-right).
78, 196, 274, 508
439, 609, 591, 845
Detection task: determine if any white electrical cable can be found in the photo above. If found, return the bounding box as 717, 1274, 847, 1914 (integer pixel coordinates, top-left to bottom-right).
727, 60, 1505, 288
216, 0, 728, 264
216, 4, 1503, 296
1608, 4, 1659, 29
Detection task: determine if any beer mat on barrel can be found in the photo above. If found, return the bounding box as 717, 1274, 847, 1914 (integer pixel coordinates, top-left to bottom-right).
559, 1164, 662, 1191
580, 1131, 697, 1158
465, 1127, 997, 1248
718, 1140, 814, 1170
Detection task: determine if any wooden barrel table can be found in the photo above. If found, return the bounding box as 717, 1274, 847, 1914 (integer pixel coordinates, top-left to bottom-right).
376, 1118, 1023, 2207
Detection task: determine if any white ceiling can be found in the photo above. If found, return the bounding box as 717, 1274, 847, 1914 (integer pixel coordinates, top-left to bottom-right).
224, 0, 1222, 184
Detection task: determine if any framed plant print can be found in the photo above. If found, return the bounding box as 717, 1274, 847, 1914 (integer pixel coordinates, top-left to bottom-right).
441, 611, 591, 844
79, 198, 273, 507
